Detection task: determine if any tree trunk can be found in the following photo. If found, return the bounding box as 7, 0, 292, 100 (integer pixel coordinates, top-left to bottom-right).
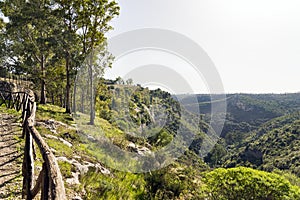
60, 94, 63, 107
65, 53, 71, 113
40, 55, 46, 104
62, 87, 65, 108
80, 89, 84, 113
51, 93, 54, 105
72, 75, 77, 113
89, 62, 95, 125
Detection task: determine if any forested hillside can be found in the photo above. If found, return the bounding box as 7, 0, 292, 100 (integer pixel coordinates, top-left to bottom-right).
224, 112, 300, 176
181, 93, 300, 139
1, 0, 300, 199
1, 77, 300, 199
68, 84, 300, 199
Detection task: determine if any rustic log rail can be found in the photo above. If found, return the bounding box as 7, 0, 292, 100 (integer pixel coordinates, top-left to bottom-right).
0, 89, 66, 200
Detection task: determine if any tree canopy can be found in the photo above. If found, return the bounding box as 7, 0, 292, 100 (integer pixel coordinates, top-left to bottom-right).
0, 0, 119, 111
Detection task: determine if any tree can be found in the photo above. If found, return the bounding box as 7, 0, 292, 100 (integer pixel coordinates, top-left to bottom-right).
52, 0, 119, 116
51, 0, 82, 113
75, 43, 114, 124
1, 0, 60, 104
74, 0, 119, 124
1, 0, 119, 112
0, 18, 8, 77
204, 141, 227, 167
126, 78, 133, 85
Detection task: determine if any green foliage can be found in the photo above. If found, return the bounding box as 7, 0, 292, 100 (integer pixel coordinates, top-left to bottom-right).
0, 104, 20, 116
203, 167, 300, 200
273, 170, 300, 187
204, 141, 227, 167
80, 170, 146, 200
58, 161, 74, 178
186, 93, 300, 168
148, 128, 173, 147
0, 0, 119, 107
142, 161, 205, 200
96, 80, 113, 121
224, 112, 300, 176
95, 82, 188, 150
36, 103, 74, 125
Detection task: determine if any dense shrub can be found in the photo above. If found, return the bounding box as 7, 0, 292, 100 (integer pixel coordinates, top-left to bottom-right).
203, 167, 300, 200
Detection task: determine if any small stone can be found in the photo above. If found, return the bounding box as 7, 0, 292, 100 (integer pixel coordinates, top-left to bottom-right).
72, 196, 83, 200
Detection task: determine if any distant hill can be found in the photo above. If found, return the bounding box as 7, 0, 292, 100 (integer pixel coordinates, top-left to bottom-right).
179, 93, 300, 172
179, 93, 300, 141
223, 112, 300, 176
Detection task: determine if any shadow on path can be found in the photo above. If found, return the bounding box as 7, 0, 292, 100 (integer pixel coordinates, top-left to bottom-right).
0, 113, 23, 199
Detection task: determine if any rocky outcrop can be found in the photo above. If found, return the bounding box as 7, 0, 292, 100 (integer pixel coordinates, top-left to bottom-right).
56, 156, 111, 186
44, 134, 73, 148
126, 142, 152, 156
36, 119, 76, 134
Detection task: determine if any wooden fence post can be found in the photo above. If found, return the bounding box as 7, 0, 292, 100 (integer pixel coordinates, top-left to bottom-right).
41, 162, 49, 200
1, 89, 66, 199
22, 126, 34, 200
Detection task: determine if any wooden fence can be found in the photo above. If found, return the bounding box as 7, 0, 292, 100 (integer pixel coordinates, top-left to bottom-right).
0, 89, 66, 200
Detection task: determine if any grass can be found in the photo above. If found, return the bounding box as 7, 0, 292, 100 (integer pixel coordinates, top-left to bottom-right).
36, 104, 74, 125
0, 104, 21, 116
58, 161, 74, 178
34, 104, 145, 196
0, 101, 149, 199
74, 112, 128, 148
79, 170, 146, 200
46, 138, 74, 158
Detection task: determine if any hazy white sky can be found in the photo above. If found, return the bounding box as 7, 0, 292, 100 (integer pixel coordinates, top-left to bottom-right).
106, 0, 300, 93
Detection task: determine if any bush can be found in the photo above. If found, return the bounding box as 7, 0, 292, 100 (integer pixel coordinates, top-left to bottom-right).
202, 167, 300, 200
58, 161, 73, 178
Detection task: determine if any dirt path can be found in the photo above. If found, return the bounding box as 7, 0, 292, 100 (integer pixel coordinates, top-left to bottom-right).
0, 113, 23, 199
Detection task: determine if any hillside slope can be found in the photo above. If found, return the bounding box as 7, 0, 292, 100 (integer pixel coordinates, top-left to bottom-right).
35, 103, 300, 199
180, 93, 300, 139
1, 80, 300, 199
224, 112, 300, 176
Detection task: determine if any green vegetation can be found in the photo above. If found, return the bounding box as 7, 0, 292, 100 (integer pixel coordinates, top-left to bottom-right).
31, 89, 300, 199
180, 93, 300, 169
142, 155, 207, 200
0, 1, 299, 197
2, 84, 300, 199
0, 103, 21, 116
31, 90, 209, 199
36, 104, 74, 125
182, 93, 300, 142
58, 161, 74, 178
80, 171, 146, 200
223, 112, 300, 176
203, 167, 300, 200
0, 0, 119, 113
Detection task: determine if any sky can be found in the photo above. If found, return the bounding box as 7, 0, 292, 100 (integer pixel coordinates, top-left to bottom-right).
105, 0, 300, 94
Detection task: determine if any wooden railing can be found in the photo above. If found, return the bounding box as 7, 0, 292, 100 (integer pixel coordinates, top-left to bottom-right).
0, 89, 66, 200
